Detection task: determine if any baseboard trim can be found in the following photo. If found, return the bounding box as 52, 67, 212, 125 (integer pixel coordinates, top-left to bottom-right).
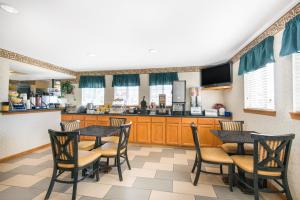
0, 143, 50, 163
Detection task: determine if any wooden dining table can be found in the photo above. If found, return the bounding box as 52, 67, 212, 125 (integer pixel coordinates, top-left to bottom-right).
211, 129, 259, 194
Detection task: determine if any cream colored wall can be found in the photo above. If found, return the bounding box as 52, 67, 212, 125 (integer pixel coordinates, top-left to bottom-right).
68, 72, 225, 110
224, 30, 300, 199
0, 58, 9, 102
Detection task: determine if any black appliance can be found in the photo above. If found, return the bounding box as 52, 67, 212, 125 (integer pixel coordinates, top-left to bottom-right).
201, 62, 232, 87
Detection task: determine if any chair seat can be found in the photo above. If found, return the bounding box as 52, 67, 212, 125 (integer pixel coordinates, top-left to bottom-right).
201, 147, 233, 164
58, 150, 101, 169
221, 143, 254, 155
101, 136, 119, 143
93, 142, 125, 157
78, 141, 95, 151
231, 155, 281, 177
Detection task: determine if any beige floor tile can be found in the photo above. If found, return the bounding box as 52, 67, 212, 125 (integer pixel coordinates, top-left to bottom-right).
123, 168, 156, 178
205, 166, 223, 174
190, 173, 226, 186
173, 180, 216, 197
0, 184, 10, 192
160, 157, 174, 164
35, 168, 53, 177
174, 154, 188, 160
0, 174, 44, 188
140, 147, 163, 152
0, 163, 19, 172
143, 162, 173, 171
128, 154, 136, 160
260, 192, 282, 200
128, 150, 150, 156
33, 191, 81, 200
66, 182, 111, 198
14, 158, 48, 166
98, 174, 136, 187
173, 157, 188, 165
149, 190, 195, 200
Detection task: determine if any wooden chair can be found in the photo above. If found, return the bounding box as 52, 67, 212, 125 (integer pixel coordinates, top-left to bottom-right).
101, 117, 127, 143
93, 122, 132, 181
190, 123, 234, 191
60, 120, 95, 151
231, 133, 295, 200
46, 130, 101, 200
220, 120, 253, 155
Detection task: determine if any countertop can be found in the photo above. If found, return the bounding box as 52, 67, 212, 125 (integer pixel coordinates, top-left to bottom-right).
62, 112, 231, 118
1, 108, 63, 115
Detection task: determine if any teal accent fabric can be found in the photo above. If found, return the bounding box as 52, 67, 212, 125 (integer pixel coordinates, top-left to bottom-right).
149, 72, 179, 86
112, 74, 140, 87
79, 76, 106, 88
238, 36, 275, 75
280, 14, 300, 56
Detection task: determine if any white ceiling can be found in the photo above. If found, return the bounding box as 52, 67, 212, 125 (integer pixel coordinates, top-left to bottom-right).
0, 0, 298, 72
7, 59, 75, 80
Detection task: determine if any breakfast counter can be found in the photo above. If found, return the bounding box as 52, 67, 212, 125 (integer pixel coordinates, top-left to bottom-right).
61, 113, 230, 147
1, 108, 63, 115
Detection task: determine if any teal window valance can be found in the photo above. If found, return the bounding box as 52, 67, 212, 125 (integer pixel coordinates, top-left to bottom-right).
280, 14, 300, 57
149, 72, 179, 86
238, 36, 275, 75
79, 76, 106, 88
112, 74, 140, 87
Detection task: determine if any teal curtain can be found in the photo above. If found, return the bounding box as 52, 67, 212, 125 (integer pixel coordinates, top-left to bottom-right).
238, 36, 275, 75
112, 74, 140, 87
79, 76, 105, 88
149, 72, 179, 86
280, 14, 300, 56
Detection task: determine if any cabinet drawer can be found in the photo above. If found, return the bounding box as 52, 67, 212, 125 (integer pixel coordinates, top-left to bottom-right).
61, 115, 73, 121
151, 117, 165, 123
181, 118, 197, 124
97, 116, 110, 122
72, 115, 85, 121
137, 116, 151, 122
125, 116, 137, 123
166, 117, 181, 123
85, 115, 98, 121
197, 118, 214, 125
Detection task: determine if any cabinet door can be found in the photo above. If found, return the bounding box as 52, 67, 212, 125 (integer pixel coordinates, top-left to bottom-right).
181, 124, 194, 146
61, 114, 73, 121
136, 122, 151, 143
197, 124, 216, 147
151, 122, 165, 144
165, 123, 181, 145
128, 123, 136, 143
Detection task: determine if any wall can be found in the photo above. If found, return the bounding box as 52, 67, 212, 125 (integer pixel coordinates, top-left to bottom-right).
0, 58, 9, 102
67, 72, 225, 110
0, 111, 61, 158
224, 30, 300, 199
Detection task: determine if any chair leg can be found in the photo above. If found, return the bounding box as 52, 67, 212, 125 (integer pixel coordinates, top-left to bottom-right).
220, 164, 223, 175
283, 176, 293, 200
191, 154, 197, 173
95, 160, 100, 182
193, 160, 202, 186
117, 156, 123, 181
72, 169, 78, 200
106, 157, 110, 166
125, 152, 131, 170
228, 164, 233, 192
253, 174, 259, 200
45, 166, 57, 200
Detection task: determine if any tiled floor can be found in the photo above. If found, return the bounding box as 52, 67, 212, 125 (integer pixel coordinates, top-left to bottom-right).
0, 145, 280, 200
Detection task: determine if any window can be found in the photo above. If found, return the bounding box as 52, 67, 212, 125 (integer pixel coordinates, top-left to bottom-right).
82, 88, 104, 105
114, 86, 139, 105
244, 63, 275, 110
150, 85, 172, 106
293, 53, 300, 112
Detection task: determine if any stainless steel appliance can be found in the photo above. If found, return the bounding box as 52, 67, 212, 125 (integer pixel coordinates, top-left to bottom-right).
189, 87, 203, 115
172, 80, 186, 115
109, 98, 126, 114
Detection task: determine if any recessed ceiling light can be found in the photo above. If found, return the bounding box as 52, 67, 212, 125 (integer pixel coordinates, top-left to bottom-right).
0, 4, 19, 14
148, 49, 157, 53
87, 53, 96, 57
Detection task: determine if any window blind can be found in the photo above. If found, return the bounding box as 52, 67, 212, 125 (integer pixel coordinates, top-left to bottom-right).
82, 88, 104, 105
114, 86, 139, 106
293, 53, 300, 112
244, 63, 275, 110
150, 85, 172, 106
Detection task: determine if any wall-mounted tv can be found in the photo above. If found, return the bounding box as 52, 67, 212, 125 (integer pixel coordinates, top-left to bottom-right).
201, 62, 232, 87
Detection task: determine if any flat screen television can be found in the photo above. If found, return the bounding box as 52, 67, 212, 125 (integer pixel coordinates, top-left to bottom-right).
201, 62, 232, 87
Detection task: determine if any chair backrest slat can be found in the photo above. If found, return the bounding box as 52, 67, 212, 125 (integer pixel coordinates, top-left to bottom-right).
190, 123, 201, 160
220, 120, 244, 131
48, 129, 79, 167
110, 117, 127, 127
60, 120, 80, 132
117, 122, 132, 154
252, 133, 295, 174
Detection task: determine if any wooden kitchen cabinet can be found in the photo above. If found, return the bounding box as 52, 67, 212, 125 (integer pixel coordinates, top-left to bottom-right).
136, 122, 151, 143
165, 122, 181, 145
181, 118, 197, 146
151, 118, 165, 144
